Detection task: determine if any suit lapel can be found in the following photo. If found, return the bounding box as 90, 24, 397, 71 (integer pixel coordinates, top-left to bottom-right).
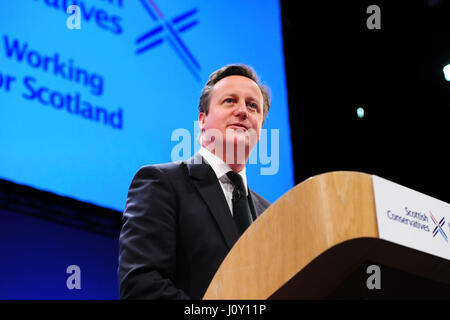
248, 189, 266, 218
247, 190, 257, 221
184, 153, 239, 250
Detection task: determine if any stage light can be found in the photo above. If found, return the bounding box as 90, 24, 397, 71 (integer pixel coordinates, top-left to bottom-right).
357, 107, 365, 119
444, 64, 450, 81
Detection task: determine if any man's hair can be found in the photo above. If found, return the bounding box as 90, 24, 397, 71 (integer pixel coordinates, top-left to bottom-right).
198, 64, 271, 123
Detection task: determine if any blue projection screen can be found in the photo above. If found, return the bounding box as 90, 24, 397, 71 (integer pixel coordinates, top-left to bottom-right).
0, 0, 293, 211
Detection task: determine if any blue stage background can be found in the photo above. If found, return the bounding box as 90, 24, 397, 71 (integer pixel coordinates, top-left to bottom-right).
0, 0, 293, 211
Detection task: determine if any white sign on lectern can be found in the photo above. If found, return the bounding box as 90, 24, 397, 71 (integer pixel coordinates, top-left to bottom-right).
372, 175, 450, 261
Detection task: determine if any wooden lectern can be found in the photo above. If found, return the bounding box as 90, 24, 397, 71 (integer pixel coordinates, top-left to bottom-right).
203, 171, 450, 299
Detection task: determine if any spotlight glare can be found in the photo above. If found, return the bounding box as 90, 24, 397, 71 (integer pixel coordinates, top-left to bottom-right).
444, 64, 450, 81
357, 107, 365, 119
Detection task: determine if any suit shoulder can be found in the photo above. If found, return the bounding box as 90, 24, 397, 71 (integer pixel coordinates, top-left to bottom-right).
249, 190, 271, 208
132, 161, 185, 179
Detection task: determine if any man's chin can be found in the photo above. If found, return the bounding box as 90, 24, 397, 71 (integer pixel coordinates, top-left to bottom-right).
226, 138, 250, 157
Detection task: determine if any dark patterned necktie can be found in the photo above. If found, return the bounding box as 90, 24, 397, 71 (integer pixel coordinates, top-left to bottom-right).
226, 171, 253, 236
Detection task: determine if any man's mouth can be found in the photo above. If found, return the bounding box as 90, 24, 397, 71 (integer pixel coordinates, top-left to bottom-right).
228, 123, 248, 131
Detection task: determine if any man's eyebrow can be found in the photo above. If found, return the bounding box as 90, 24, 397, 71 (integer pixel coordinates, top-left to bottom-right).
218, 92, 261, 104
246, 96, 259, 102
220, 92, 238, 98
220, 92, 255, 102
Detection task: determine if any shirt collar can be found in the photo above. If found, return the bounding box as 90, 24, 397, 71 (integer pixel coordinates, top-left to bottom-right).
198, 147, 248, 194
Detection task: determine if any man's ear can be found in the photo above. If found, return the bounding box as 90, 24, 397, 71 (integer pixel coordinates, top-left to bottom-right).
198, 112, 206, 131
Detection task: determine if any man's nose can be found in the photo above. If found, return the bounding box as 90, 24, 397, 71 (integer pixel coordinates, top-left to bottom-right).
234, 100, 248, 118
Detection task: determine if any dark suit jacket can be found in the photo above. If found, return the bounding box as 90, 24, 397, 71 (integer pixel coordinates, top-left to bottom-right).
118, 153, 271, 300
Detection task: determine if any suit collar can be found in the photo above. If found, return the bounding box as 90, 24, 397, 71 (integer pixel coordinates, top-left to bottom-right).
198, 147, 248, 194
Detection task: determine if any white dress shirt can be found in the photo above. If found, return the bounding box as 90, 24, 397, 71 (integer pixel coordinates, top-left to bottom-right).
198, 147, 248, 216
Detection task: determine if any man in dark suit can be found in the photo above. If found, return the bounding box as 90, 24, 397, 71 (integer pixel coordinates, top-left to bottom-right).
118, 64, 272, 299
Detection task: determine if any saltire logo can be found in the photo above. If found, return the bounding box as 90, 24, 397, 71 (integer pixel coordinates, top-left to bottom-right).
136, 0, 201, 81
429, 211, 448, 243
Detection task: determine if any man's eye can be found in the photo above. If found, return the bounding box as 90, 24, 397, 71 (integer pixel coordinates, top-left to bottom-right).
224, 98, 233, 103
248, 102, 258, 109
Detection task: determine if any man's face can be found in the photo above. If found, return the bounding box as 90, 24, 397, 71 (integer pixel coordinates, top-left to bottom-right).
199, 75, 264, 164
